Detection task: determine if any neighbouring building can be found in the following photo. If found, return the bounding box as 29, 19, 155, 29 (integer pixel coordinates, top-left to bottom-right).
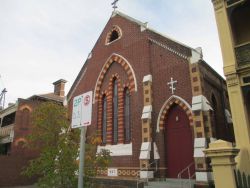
67, 11, 234, 187
0, 79, 66, 187
211, 0, 250, 175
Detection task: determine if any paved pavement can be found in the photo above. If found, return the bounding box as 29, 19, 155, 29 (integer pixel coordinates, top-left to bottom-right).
2, 185, 37, 188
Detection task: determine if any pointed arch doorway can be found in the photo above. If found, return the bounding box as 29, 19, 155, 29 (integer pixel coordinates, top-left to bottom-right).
165, 103, 195, 178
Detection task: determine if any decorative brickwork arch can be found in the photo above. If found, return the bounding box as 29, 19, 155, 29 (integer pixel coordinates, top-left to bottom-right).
19, 105, 32, 112
157, 95, 193, 132
105, 25, 122, 44
14, 137, 28, 146
93, 53, 137, 103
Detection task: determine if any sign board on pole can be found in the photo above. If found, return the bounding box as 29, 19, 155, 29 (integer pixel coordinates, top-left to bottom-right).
71, 91, 92, 129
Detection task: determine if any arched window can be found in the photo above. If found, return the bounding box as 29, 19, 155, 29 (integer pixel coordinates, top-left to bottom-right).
102, 95, 107, 144
21, 108, 30, 129
109, 30, 119, 42
105, 25, 122, 45
113, 78, 118, 144
124, 88, 130, 143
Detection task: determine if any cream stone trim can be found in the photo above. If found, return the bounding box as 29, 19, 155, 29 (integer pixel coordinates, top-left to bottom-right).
19, 105, 32, 112
192, 95, 213, 111
149, 38, 189, 60
156, 95, 192, 132
105, 25, 122, 45
93, 53, 137, 104
97, 143, 132, 156
212, 0, 224, 11
143, 75, 152, 83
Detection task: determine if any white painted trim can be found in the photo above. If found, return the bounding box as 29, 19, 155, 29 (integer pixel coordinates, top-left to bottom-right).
141, 112, 151, 119
93, 53, 138, 104
194, 148, 206, 157
149, 38, 189, 60
196, 172, 213, 182
143, 74, 152, 83
192, 95, 213, 111
140, 142, 151, 151
189, 47, 203, 64
139, 150, 150, 159
140, 171, 154, 179
97, 143, 132, 156
156, 95, 192, 132
154, 142, 160, 159
142, 105, 152, 114
194, 138, 207, 148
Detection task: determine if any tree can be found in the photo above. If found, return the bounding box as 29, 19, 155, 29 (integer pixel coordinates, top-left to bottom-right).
84, 133, 112, 187
23, 102, 79, 188
23, 102, 111, 188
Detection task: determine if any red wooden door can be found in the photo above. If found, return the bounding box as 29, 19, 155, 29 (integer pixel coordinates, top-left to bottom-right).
165, 104, 194, 178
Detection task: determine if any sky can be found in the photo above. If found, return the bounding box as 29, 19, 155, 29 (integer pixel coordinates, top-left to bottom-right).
0, 0, 223, 107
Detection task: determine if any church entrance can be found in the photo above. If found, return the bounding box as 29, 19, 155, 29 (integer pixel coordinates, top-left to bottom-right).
165, 104, 194, 179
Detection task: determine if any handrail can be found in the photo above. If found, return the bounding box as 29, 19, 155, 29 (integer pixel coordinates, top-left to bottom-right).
177, 162, 195, 188
177, 162, 194, 179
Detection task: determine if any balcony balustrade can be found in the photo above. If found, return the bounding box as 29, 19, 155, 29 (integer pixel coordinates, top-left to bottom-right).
235, 42, 250, 67
0, 124, 14, 138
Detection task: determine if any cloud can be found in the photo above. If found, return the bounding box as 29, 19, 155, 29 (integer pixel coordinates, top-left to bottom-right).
0, 0, 223, 105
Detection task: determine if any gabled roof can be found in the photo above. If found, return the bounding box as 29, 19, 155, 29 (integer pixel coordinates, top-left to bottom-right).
67, 59, 88, 101
67, 11, 201, 101
112, 11, 195, 51
28, 93, 64, 103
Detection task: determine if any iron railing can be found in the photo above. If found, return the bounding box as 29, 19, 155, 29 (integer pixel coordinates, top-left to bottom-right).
234, 169, 250, 188
177, 162, 195, 188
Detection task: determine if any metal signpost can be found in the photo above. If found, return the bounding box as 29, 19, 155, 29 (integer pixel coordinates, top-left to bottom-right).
71, 91, 93, 188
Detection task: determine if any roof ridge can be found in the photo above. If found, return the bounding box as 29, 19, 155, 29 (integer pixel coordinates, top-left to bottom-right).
112, 10, 196, 51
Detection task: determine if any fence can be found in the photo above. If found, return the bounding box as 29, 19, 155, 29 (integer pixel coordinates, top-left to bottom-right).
234, 169, 250, 188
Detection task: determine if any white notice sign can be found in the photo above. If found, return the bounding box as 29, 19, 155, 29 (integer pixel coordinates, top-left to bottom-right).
71, 91, 93, 128
108, 168, 118, 177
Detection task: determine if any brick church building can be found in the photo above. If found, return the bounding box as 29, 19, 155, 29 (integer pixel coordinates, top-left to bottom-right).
68, 11, 234, 186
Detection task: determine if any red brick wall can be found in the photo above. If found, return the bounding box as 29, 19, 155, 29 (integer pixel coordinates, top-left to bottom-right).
199, 62, 234, 142
0, 155, 37, 187
0, 99, 40, 186
149, 41, 193, 175
67, 12, 233, 178
68, 14, 193, 172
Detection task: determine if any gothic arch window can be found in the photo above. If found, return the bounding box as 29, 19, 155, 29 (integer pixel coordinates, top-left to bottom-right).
105, 25, 122, 45
124, 87, 130, 143
113, 78, 118, 144
21, 108, 30, 129
110, 30, 119, 42
96, 54, 137, 145
102, 95, 107, 144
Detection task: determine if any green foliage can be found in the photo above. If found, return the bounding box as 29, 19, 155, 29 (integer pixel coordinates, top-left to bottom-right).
23, 102, 112, 188
23, 102, 79, 188
84, 133, 112, 187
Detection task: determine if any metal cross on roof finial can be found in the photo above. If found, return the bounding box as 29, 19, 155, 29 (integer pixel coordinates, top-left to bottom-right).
167, 77, 177, 94
111, 0, 119, 11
